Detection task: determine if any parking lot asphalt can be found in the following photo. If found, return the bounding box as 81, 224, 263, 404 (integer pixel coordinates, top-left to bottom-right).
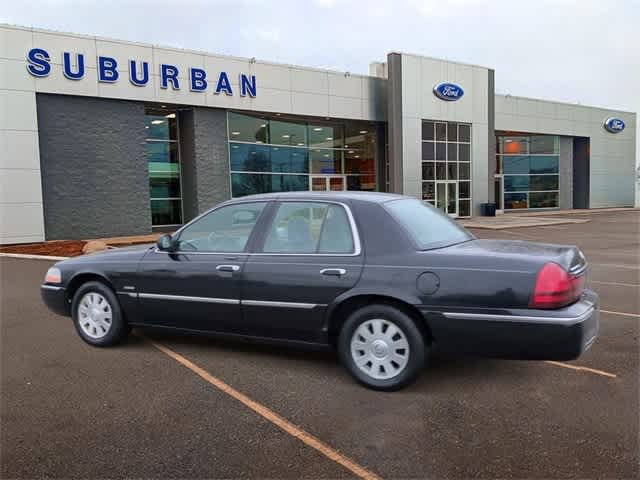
1, 211, 638, 479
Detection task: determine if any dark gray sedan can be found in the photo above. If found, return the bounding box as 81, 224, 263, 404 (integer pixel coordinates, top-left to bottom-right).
41, 192, 599, 390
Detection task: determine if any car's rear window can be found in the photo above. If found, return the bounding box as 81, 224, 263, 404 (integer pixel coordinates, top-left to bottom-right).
385, 199, 473, 250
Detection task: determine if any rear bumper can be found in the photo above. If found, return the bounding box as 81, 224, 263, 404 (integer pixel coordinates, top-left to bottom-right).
422, 290, 599, 361
41, 284, 70, 317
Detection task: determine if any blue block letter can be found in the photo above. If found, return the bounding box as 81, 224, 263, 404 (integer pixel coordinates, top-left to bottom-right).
240, 74, 256, 97
98, 56, 119, 82
190, 68, 207, 92
129, 60, 149, 86
62, 52, 85, 80
26, 48, 51, 77
160, 64, 180, 90
215, 71, 233, 96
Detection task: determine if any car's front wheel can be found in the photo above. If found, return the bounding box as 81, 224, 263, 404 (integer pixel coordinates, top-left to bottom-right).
338, 304, 426, 391
71, 281, 130, 347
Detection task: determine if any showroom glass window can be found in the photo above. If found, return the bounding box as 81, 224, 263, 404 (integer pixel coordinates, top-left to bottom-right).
496, 135, 559, 209
421, 121, 472, 217
145, 109, 183, 227
228, 112, 378, 197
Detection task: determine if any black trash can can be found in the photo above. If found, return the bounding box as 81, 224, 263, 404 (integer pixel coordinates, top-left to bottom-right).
480, 203, 497, 217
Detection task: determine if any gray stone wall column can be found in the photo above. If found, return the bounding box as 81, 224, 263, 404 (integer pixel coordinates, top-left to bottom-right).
36, 94, 150, 240
179, 107, 230, 220
178, 109, 198, 221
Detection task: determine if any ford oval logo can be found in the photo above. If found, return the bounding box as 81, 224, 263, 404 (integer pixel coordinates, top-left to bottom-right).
604, 117, 625, 134
433, 82, 464, 101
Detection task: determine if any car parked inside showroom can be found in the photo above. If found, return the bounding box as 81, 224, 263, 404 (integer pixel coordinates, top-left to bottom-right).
41, 192, 598, 390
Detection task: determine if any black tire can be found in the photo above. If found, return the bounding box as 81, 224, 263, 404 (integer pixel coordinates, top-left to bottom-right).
338, 304, 426, 391
71, 281, 129, 347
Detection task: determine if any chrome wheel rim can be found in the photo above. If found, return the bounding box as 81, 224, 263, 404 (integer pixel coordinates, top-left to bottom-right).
350, 318, 410, 380
78, 292, 112, 339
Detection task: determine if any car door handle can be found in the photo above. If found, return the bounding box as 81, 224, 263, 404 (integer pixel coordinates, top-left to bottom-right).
217, 264, 240, 273
320, 268, 347, 276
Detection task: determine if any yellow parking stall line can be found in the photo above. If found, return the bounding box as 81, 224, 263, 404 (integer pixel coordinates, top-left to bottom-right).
492, 230, 540, 240
537, 225, 569, 230
544, 361, 617, 378
600, 309, 640, 318
589, 280, 639, 288
591, 263, 640, 271
143, 336, 382, 480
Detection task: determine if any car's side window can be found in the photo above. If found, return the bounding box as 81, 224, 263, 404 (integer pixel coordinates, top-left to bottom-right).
262, 202, 354, 254
176, 202, 266, 252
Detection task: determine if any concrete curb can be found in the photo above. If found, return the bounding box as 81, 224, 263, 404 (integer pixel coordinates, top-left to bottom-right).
461, 218, 591, 230
509, 207, 640, 217
0, 253, 70, 261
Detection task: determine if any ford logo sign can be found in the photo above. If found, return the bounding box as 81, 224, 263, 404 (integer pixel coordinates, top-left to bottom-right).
433, 82, 464, 101
604, 117, 625, 134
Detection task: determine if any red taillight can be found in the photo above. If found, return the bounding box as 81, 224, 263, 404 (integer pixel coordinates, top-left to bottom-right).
530, 262, 585, 309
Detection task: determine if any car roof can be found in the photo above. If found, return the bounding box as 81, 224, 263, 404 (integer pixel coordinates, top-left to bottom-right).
227, 191, 408, 204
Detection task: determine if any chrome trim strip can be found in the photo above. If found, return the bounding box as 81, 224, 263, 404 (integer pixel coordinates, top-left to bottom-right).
136, 293, 322, 309
41, 284, 63, 291
583, 334, 597, 351
138, 293, 240, 305
442, 306, 595, 326
152, 248, 247, 255
117, 291, 138, 298
242, 299, 321, 309
569, 263, 588, 275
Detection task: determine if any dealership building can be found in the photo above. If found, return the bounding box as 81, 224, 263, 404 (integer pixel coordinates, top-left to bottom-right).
1, 24, 637, 244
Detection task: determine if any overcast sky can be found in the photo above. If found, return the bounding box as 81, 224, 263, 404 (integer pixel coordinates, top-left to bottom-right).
3, 0, 639, 157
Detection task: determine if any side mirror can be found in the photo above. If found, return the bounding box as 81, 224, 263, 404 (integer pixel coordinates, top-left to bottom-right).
156, 234, 175, 251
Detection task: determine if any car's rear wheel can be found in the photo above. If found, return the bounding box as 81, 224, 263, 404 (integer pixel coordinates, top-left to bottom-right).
338, 304, 426, 391
71, 281, 129, 347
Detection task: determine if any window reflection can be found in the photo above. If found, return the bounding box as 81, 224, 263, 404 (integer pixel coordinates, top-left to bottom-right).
228, 113, 268, 143
530, 192, 559, 208
229, 143, 271, 172
150, 199, 182, 226
504, 193, 528, 209
146, 108, 182, 226
231, 173, 309, 197
310, 149, 339, 174
270, 120, 307, 146
271, 147, 309, 174
530, 136, 559, 154
420, 120, 472, 216
227, 112, 378, 197
145, 114, 177, 140
503, 156, 530, 174
346, 174, 376, 191
530, 156, 559, 174
309, 124, 343, 148
497, 134, 560, 210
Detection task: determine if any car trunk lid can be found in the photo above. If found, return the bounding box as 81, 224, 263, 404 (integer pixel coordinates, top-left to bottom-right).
448, 239, 586, 274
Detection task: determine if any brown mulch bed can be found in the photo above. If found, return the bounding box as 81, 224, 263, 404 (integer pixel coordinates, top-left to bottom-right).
0, 240, 87, 257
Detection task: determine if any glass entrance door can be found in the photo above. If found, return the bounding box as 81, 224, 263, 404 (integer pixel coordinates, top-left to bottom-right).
310, 175, 346, 191
435, 181, 458, 217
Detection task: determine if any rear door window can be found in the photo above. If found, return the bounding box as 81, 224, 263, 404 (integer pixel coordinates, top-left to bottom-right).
262, 202, 355, 254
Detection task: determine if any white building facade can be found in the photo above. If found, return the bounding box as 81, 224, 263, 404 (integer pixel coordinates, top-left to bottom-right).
0, 24, 636, 243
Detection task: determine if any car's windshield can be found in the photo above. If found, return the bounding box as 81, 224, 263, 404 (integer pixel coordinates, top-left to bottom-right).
385, 198, 473, 250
